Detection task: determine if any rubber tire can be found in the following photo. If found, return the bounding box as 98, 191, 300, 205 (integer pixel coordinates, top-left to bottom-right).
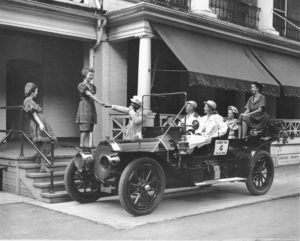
118, 157, 166, 216
246, 150, 274, 196
64, 159, 102, 203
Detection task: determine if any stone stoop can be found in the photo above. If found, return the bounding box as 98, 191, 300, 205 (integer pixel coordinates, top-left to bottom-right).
18, 156, 73, 203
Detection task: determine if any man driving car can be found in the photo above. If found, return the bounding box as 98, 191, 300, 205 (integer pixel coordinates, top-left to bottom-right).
179, 100, 201, 133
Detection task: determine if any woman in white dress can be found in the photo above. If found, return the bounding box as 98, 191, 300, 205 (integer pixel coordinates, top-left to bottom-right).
187, 100, 228, 150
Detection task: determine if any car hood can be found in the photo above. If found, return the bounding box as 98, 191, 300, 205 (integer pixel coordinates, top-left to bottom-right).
106, 136, 178, 152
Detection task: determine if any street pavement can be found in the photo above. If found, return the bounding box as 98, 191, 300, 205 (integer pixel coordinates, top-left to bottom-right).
27, 165, 300, 229
0, 196, 298, 240
0, 165, 299, 240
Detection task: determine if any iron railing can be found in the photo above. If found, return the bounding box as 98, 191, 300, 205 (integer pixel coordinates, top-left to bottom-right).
34, 0, 103, 10
141, 0, 191, 12
273, 11, 300, 42
0, 106, 55, 193
210, 0, 260, 29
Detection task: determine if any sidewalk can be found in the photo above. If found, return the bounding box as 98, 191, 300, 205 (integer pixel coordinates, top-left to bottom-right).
1, 165, 299, 230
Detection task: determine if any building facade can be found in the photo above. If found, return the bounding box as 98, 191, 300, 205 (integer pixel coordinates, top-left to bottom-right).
99, 0, 300, 141
0, 0, 299, 143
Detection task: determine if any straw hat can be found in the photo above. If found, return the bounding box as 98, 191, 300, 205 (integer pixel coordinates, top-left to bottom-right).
204, 100, 217, 110
130, 95, 142, 106
187, 100, 197, 109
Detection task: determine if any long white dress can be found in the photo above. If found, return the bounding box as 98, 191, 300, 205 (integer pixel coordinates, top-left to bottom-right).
187, 114, 228, 149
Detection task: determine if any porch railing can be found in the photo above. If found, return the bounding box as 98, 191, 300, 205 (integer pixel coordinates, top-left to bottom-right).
209, 0, 260, 29
109, 114, 300, 141
279, 119, 300, 139
273, 11, 300, 42
0, 106, 55, 193
141, 0, 191, 12
109, 113, 176, 140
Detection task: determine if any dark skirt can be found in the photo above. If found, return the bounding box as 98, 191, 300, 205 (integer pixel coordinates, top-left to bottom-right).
242, 112, 269, 130
29, 113, 56, 143
76, 98, 97, 130
79, 123, 94, 132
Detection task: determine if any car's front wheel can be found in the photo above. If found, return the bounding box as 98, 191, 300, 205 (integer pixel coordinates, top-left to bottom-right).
64, 159, 102, 203
246, 150, 274, 195
118, 157, 166, 216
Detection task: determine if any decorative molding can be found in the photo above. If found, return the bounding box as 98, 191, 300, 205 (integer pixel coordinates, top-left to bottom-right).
107, 2, 300, 57
0, 0, 105, 40
108, 19, 155, 42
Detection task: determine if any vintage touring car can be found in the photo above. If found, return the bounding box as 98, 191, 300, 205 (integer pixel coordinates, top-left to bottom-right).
64, 92, 283, 216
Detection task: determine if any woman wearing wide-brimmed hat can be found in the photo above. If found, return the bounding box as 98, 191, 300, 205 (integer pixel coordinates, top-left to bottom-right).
23, 82, 57, 172
106, 95, 149, 140
186, 100, 228, 151
238, 82, 269, 138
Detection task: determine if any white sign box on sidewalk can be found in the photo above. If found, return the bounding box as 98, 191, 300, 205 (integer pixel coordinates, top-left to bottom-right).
277, 154, 300, 166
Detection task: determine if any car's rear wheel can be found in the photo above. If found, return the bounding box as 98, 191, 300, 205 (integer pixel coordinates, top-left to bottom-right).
118, 157, 166, 216
246, 150, 274, 195
64, 159, 102, 203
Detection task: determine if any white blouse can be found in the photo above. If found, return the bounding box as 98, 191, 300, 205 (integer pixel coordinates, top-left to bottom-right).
196, 114, 228, 138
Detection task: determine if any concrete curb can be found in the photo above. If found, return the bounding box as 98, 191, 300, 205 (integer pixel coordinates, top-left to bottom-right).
26, 187, 300, 230
150, 192, 300, 229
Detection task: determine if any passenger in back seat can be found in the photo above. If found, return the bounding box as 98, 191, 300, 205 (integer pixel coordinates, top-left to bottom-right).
225, 106, 239, 139
187, 100, 228, 151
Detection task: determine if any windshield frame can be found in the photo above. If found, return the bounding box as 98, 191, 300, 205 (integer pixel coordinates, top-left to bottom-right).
141, 92, 187, 135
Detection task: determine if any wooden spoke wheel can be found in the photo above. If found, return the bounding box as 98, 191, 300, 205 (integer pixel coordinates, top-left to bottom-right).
118, 157, 166, 216
64, 159, 102, 203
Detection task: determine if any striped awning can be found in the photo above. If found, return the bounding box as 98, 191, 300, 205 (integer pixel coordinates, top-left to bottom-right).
153, 24, 281, 96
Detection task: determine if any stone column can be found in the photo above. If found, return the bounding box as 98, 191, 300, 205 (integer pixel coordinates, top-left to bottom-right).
257, 0, 279, 35
137, 35, 152, 110
190, 0, 217, 18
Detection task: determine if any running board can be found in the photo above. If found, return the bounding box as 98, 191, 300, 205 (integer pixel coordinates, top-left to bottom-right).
194, 177, 247, 186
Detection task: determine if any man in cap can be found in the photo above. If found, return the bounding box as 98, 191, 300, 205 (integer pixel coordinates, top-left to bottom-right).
179, 100, 201, 133
106, 96, 148, 140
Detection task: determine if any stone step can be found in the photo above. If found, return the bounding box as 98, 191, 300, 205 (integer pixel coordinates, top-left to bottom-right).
33, 180, 66, 192
41, 190, 71, 203
26, 171, 65, 182
18, 162, 69, 173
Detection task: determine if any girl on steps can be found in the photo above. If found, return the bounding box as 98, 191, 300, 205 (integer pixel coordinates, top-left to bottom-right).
23, 82, 57, 173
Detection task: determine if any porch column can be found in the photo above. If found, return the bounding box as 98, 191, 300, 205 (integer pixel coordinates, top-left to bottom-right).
137, 35, 152, 110
190, 0, 217, 18
257, 0, 279, 35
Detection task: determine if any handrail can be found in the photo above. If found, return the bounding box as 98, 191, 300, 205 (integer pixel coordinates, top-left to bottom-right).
0, 106, 24, 110
0, 105, 55, 193
273, 11, 300, 31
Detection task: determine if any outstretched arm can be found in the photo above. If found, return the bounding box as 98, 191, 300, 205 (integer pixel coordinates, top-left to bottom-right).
85, 90, 105, 106
110, 105, 130, 114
